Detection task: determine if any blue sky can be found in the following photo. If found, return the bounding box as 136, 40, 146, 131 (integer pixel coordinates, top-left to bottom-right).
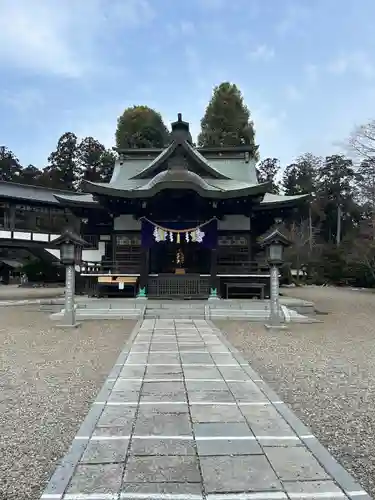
1, 0, 375, 169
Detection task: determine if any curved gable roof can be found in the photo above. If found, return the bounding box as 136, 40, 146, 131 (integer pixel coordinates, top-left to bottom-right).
141, 169, 216, 191
130, 140, 230, 180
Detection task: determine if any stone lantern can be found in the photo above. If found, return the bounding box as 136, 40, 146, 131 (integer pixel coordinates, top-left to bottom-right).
51, 230, 88, 328
260, 229, 291, 328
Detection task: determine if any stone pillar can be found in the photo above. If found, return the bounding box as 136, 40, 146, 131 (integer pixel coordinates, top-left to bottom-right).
63, 264, 76, 326
269, 264, 281, 325
137, 247, 148, 299
208, 247, 219, 300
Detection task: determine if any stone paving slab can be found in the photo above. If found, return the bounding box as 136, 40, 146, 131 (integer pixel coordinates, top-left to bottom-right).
40, 318, 371, 500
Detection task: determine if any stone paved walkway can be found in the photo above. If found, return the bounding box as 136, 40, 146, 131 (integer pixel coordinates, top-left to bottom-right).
40, 319, 371, 500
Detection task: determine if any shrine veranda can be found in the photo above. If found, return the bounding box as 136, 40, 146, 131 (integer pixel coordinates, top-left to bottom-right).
0, 115, 308, 299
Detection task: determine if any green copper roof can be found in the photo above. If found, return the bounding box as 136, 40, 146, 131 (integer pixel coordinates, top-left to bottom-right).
111, 158, 151, 182
82, 170, 270, 199
130, 140, 229, 180
205, 158, 258, 183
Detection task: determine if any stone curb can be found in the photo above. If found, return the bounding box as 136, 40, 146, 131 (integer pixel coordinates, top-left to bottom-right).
206, 319, 372, 500
39, 318, 144, 500
0, 297, 64, 307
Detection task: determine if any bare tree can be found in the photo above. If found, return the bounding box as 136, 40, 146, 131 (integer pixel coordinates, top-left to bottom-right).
283, 219, 319, 280
348, 235, 375, 283
348, 120, 375, 160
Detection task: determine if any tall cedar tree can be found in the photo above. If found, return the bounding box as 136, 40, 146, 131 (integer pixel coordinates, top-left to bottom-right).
317, 154, 358, 245
76, 137, 116, 184
0, 146, 22, 182
198, 82, 259, 159
18, 165, 44, 186
116, 105, 170, 149
46, 132, 79, 189
283, 154, 319, 196
256, 158, 280, 193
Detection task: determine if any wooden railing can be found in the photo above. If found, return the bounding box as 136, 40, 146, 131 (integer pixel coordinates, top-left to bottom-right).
217, 259, 270, 275
80, 259, 270, 276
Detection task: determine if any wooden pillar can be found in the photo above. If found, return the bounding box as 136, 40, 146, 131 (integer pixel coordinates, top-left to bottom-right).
3, 203, 10, 229
250, 214, 258, 267
9, 204, 15, 230
248, 215, 253, 263
209, 217, 219, 299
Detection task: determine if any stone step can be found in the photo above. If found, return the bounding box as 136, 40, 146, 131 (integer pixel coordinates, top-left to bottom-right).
145, 315, 205, 320
210, 315, 270, 321
209, 303, 271, 310
144, 312, 205, 319
210, 309, 279, 316
146, 305, 206, 310
50, 308, 142, 321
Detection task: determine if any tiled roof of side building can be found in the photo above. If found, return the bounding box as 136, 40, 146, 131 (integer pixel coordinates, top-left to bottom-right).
0, 180, 72, 204
258, 192, 310, 208
53, 193, 98, 205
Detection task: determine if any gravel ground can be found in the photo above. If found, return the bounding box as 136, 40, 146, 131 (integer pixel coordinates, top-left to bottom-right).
216, 285, 375, 497
0, 307, 136, 500
0, 285, 63, 301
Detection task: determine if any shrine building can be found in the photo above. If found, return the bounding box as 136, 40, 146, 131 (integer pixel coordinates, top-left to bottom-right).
0, 114, 308, 299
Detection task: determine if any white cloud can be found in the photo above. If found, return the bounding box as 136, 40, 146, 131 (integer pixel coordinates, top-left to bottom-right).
0, 0, 154, 78
285, 84, 302, 101
327, 51, 375, 79
248, 44, 275, 62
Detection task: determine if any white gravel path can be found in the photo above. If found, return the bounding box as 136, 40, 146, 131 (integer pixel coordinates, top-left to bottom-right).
216, 286, 375, 498
0, 307, 135, 500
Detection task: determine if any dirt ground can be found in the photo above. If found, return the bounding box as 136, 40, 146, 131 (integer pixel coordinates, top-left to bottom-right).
216, 285, 375, 497
0, 308, 136, 500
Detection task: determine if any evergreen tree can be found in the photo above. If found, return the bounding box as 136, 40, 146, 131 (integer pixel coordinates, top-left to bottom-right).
282, 154, 321, 251
317, 154, 358, 245
0, 146, 22, 182
77, 137, 106, 183
76, 137, 116, 185
99, 150, 116, 182
18, 164, 43, 186
116, 105, 170, 149
198, 82, 259, 159
46, 132, 79, 189
283, 153, 319, 195
256, 158, 280, 193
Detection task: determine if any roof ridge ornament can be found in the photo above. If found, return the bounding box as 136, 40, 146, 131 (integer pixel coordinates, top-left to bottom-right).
171, 113, 192, 144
